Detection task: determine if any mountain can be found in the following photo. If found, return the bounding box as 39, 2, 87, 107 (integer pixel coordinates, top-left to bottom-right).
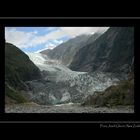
70, 27, 134, 74
21, 28, 134, 106
5, 27, 134, 108
5, 42, 41, 103
41, 33, 101, 66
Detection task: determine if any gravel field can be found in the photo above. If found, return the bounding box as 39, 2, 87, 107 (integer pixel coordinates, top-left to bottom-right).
5, 103, 134, 113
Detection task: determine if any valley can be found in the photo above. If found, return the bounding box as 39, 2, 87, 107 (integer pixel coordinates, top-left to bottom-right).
22, 52, 121, 105
5, 27, 134, 113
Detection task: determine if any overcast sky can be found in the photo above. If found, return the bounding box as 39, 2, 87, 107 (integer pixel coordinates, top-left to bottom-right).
5, 27, 109, 53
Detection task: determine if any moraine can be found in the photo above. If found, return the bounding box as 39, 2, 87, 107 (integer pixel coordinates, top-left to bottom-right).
5, 103, 134, 113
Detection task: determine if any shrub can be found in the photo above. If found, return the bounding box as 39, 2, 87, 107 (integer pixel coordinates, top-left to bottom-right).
5, 84, 28, 104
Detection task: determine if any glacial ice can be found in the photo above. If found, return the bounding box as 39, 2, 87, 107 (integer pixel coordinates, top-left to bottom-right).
26, 52, 120, 105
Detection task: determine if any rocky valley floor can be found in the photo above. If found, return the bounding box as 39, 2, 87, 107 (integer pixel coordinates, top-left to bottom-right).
5, 103, 134, 113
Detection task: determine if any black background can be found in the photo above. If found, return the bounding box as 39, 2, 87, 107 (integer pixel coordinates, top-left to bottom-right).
0, 17, 139, 123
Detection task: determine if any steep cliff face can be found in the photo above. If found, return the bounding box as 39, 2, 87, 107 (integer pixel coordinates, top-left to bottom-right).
70, 27, 134, 74
5, 42, 41, 103
41, 34, 101, 66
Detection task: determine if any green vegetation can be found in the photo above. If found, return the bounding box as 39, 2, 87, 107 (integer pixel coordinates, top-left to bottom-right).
5, 42, 41, 104
5, 43, 41, 90
5, 84, 28, 103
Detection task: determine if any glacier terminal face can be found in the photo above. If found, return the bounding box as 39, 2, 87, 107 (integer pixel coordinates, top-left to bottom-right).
26, 52, 120, 105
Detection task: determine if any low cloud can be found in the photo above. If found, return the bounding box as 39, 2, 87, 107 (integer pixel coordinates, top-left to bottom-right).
60, 27, 109, 37
5, 27, 109, 52
5, 28, 37, 48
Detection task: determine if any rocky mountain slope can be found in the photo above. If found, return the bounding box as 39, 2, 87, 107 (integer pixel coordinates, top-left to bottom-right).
70, 27, 134, 74
41, 33, 101, 66
67, 27, 134, 107
82, 72, 134, 106
5, 27, 134, 111
5, 42, 41, 103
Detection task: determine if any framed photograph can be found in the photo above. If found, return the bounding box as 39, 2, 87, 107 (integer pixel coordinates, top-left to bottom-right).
0, 17, 139, 127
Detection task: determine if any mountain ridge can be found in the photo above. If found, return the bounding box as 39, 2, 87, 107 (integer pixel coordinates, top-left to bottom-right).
41, 33, 101, 66
5, 27, 134, 110
5, 42, 42, 103
70, 27, 134, 74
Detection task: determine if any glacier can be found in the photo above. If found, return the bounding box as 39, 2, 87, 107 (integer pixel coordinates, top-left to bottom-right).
25, 52, 121, 105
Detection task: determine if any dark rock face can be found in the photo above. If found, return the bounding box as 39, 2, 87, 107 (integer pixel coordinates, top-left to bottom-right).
41, 34, 101, 66
70, 27, 134, 74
